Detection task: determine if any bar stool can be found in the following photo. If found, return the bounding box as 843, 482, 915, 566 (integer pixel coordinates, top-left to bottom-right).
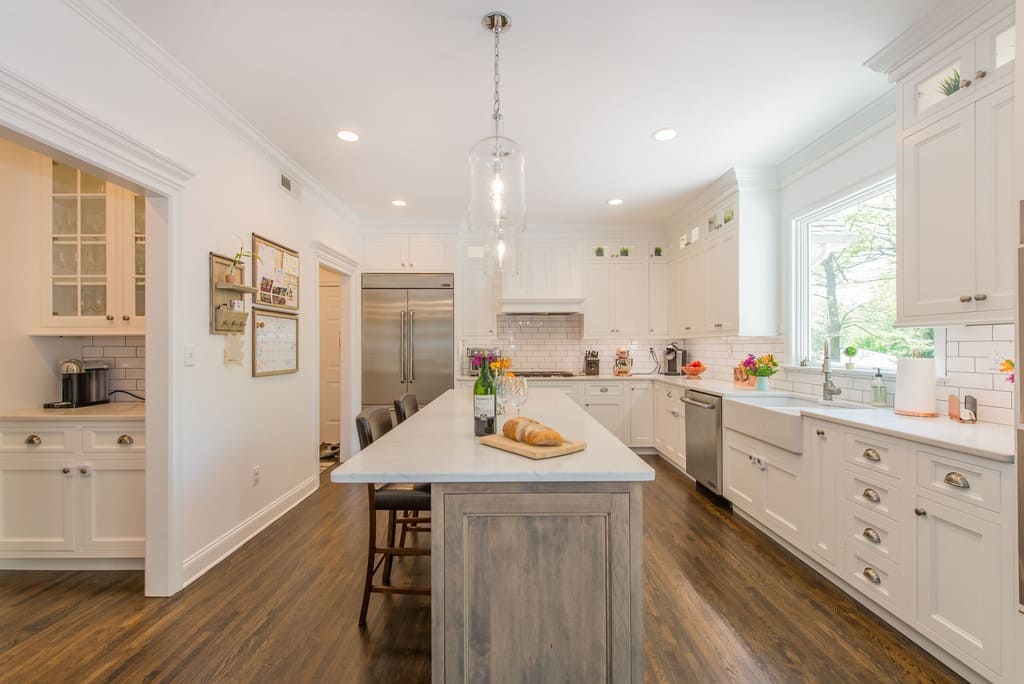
355, 407, 431, 627
393, 393, 420, 423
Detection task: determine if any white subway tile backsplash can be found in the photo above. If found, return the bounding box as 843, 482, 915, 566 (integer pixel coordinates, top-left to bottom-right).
946, 326, 992, 342
956, 340, 1012, 360
991, 324, 1014, 341
79, 335, 147, 402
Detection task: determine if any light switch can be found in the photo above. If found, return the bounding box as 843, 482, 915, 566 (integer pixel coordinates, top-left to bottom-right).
184, 344, 196, 367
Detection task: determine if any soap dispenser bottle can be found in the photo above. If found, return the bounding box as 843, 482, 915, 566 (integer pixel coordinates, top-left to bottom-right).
871, 368, 888, 407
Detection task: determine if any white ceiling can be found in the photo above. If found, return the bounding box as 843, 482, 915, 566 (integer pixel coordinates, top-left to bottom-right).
111, 0, 944, 225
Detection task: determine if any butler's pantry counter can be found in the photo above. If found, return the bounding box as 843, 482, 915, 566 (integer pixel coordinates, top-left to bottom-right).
331, 389, 650, 681
0, 404, 146, 566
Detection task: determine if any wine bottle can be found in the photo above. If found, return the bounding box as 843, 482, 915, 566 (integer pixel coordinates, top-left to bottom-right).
474, 358, 496, 436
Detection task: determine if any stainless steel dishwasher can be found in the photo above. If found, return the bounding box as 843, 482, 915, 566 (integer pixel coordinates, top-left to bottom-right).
682, 389, 723, 494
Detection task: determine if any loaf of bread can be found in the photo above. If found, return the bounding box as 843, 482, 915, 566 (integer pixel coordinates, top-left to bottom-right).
502, 417, 563, 447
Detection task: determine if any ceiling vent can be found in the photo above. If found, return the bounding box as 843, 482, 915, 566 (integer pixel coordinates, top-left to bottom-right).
279, 173, 296, 195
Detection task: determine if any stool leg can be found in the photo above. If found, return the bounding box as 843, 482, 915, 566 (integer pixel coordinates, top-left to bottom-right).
399, 512, 409, 548
359, 487, 376, 627
382, 510, 397, 585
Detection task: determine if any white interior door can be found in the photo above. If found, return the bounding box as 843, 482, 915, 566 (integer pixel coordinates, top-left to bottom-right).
319, 267, 342, 445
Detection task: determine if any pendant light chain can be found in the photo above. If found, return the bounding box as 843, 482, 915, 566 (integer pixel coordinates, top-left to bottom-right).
492, 24, 502, 137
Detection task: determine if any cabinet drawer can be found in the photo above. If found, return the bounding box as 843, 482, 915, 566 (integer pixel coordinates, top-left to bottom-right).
916, 448, 1001, 513
844, 545, 906, 618
844, 503, 904, 566
844, 431, 905, 479
584, 383, 623, 397
0, 427, 72, 452
843, 468, 902, 522
83, 427, 146, 452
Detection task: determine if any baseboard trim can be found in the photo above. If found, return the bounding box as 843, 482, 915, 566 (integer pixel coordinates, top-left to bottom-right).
0, 557, 144, 570
181, 475, 318, 587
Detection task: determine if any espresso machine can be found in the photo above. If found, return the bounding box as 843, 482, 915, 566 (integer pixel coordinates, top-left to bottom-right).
44, 359, 110, 408
664, 343, 686, 375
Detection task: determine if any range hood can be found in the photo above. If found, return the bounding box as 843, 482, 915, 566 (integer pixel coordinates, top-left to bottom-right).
499, 297, 585, 314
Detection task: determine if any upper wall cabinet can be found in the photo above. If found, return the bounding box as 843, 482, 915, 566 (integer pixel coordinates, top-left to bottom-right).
364, 233, 454, 273
37, 159, 145, 335
876, 6, 1016, 326
460, 243, 499, 338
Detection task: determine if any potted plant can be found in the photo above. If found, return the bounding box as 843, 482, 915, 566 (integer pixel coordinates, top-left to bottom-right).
619, 246, 630, 257
226, 241, 261, 284
741, 353, 779, 391
594, 246, 605, 257
653, 246, 663, 257
843, 346, 858, 369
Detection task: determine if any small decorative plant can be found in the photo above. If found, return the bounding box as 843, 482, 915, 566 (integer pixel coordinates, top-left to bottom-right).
937, 68, 961, 96
226, 239, 261, 284
594, 246, 605, 257
653, 246, 663, 257
619, 246, 630, 257
723, 208, 734, 224
741, 353, 779, 377
843, 345, 858, 369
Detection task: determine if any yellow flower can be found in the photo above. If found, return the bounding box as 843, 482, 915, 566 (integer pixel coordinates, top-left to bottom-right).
999, 359, 1014, 373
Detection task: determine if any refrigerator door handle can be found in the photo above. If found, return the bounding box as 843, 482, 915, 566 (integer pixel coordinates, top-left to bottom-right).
400, 310, 407, 383
409, 310, 416, 383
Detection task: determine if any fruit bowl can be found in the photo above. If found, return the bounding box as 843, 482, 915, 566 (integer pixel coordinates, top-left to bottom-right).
683, 365, 707, 378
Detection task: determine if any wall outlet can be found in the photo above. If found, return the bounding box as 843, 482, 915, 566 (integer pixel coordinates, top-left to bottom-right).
252, 465, 261, 486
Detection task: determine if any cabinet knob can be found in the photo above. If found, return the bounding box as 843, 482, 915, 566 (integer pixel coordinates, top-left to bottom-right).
862, 488, 881, 503
960, 78, 972, 88
117, 434, 135, 446
862, 448, 881, 462
862, 567, 882, 585
670, 409, 680, 417
973, 293, 987, 302
666, 391, 672, 398
975, 70, 987, 80
684, 326, 691, 331
25, 434, 42, 445
815, 429, 825, 437
61, 467, 71, 475
106, 315, 115, 321
409, 263, 413, 267
959, 295, 973, 303
585, 403, 590, 407
862, 528, 881, 544
122, 315, 131, 321
79, 466, 90, 476
943, 471, 970, 489
914, 507, 927, 517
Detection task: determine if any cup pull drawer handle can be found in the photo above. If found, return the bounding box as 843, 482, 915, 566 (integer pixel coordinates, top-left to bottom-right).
862, 448, 881, 462
117, 434, 135, 446
863, 528, 881, 544
25, 435, 42, 445
863, 567, 881, 584
943, 472, 970, 489
862, 488, 881, 503
600, 387, 608, 393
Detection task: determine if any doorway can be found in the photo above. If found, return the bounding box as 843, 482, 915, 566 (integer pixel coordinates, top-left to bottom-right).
317, 262, 354, 473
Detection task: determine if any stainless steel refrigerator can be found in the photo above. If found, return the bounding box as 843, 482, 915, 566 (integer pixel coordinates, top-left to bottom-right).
361, 273, 455, 411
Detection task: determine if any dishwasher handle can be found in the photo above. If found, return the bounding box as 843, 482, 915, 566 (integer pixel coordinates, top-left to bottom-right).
680, 397, 715, 410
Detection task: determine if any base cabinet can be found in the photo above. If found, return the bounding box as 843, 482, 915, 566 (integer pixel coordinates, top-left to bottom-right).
0, 455, 75, 551
582, 383, 626, 442
626, 382, 653, 447
652, 384, 684, 470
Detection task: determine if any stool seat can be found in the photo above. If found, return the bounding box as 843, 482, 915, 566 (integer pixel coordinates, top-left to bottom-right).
374, 488, 431, 511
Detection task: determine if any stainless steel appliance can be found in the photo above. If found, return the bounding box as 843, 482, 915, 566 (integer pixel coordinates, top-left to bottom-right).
361, 273, 455, 410
664, 343, 685, 375
683, 389, 723, 494
44, 359, 110, 408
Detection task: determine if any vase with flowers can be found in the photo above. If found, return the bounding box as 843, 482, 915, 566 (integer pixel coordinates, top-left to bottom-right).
742, 353, 779, 391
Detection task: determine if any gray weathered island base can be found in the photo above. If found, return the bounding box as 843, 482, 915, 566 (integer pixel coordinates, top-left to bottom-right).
331, 389, 653, 683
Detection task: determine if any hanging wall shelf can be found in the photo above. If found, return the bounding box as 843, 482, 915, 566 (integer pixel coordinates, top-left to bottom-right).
209, 252, 254, 335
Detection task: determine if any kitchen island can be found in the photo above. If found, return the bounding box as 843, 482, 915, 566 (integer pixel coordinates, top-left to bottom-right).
331, 389, 654, 683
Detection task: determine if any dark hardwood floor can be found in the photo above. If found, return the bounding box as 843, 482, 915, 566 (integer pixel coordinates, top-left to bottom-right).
0, 455, 961, 683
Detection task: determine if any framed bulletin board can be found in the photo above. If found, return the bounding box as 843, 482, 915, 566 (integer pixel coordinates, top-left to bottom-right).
252, 234, 300, 310
252, 308, 299, 377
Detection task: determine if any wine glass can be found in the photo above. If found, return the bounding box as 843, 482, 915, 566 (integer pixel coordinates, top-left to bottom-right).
509, 377, 528, 417
496, 375, 513, 417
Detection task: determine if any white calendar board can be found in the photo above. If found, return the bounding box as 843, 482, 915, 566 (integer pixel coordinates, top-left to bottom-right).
252, 309, 298, 376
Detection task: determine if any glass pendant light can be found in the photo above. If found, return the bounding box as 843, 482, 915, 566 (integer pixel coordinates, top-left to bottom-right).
468, 11, 525, 275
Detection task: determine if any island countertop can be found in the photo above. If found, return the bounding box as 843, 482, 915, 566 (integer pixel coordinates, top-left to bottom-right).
330, 389, 655, 484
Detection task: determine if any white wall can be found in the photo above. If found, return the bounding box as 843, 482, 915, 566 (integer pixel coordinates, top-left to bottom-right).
0, 1, 362, 586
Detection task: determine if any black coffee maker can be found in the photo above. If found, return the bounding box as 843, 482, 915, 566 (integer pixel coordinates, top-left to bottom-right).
664, 344, 686, 375
44, 359, 110, 408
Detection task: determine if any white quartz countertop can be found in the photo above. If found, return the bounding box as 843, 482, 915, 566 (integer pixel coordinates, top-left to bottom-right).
0, 402, 145, 422
800, 406, 1014, 463
330, 389, 655, 484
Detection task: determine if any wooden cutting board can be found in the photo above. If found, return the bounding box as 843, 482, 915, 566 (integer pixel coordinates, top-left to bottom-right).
479, 434, 587, 460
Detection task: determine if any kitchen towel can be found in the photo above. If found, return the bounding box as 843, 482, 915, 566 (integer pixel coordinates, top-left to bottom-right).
894, 357, 938, 417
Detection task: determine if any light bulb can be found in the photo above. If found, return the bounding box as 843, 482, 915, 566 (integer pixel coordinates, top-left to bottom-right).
491, 173, 505, 214
496, 234, 507, 266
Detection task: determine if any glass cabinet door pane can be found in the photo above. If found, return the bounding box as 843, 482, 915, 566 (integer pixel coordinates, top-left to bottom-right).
915, 61, 962, 115
80, 198, 105, 235
52, 161, 77, 194
134, 240, 145, 276
52, 241, 78, 276
995, 26, 1015, 69
52, 197, 77, 235
52, 281, 78, 316
135, 280, 145, 317
80, 281, 107, 316
79, 171, 105, 195
134, 196, 146, 235
81, 241, 106, 276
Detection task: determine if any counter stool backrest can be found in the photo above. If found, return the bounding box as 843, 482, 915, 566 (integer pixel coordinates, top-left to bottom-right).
393, 393, 420, 424
355, 407, 393, 450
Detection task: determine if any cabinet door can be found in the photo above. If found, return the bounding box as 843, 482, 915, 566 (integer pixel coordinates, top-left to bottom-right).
76, 456, 145, 556
760, 444, 805, 547
900, 106, 977, 322
705, 231, 739, 334
612, 262, 645, 335
408, 236, 450, 272
973, 85, 1015, 318
672, 402, 686, 469
647, 262, 668, 336
364, 235, 408, 271
806, 423, 839, 569
582, 399, 625, 442
0, 456, 75, 551
684, 248, 706, 336
583, 262, 613, 336
461, 263, 497, 337
915, 495, 1001, 673
627, 383, 653, 447
122, 192, 146, 329
723, 432, 762, 513
668, 259, 685, 337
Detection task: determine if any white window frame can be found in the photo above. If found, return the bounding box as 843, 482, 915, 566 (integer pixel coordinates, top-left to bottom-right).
791, 175, 944, 375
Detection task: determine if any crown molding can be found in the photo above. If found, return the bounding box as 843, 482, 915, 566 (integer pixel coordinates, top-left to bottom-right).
63, 0, 360, 225
666, 167, 778, 227
864, 0, 1013, 81
0, 62, 194, 194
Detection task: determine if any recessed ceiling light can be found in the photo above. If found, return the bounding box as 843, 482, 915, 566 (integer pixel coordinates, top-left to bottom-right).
608, 198, 624, 206
336, 129, 360, 142
652, 128, 677, 142
391, 199, 407, 207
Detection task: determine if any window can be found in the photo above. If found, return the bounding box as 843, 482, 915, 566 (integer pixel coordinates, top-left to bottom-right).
794, 178, 934, 371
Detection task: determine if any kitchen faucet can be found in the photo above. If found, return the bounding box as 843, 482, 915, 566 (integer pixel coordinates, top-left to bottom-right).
822, 340, 842, 401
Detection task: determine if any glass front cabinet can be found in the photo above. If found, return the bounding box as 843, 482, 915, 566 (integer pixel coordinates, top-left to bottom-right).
39, 159, 145, 334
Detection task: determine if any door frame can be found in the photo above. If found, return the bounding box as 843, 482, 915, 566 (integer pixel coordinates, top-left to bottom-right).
312, 241, 360, 462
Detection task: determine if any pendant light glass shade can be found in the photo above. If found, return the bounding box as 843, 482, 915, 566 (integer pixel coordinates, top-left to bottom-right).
468, 134, 525, 274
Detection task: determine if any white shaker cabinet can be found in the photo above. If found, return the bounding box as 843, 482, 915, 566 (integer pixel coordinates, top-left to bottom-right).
703, 230, 739, 334
653, 385, 684, 471
364, 234, 453, 273
581, 382, 626, 442
0, 455, 75, 551
460, 260, 498, 337
626, 382, 653, 447
583, 260, 645, 337
647, 261, 669, 337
